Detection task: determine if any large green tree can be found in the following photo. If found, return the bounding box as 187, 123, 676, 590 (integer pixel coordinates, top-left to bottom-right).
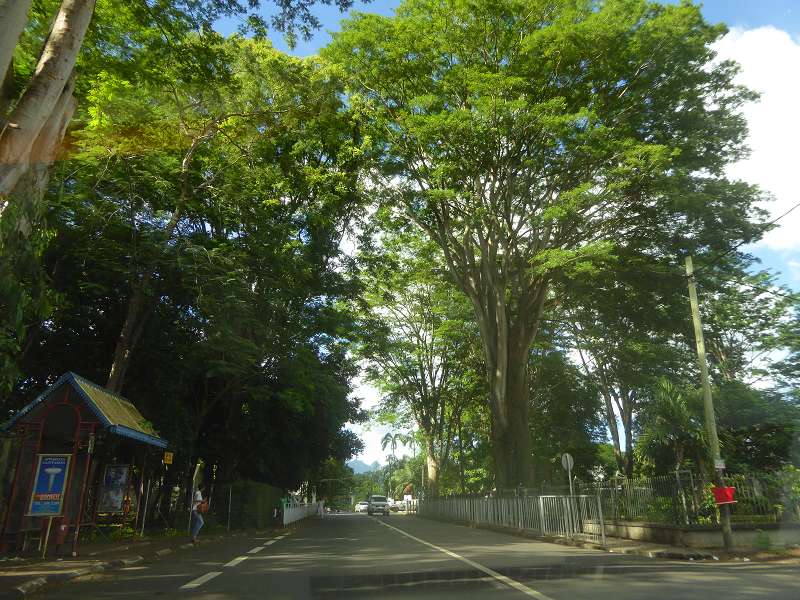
0, 0, 370, 396
326, 0, 763, 487
9, 36, 367, 491
360, 225, 484, 496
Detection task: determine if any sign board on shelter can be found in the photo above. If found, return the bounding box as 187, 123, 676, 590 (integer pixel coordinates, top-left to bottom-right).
163, 451, 173, 465
28, 454, 71, 516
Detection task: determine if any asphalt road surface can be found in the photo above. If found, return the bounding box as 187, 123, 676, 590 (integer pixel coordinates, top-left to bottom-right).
40, 513, 799, 599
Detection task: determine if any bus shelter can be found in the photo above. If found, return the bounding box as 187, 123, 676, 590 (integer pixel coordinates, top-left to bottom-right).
0, 372, 167, 555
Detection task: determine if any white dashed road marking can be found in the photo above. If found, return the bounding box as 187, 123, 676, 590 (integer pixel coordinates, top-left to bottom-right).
180, 533, 287, 589
180, 571, 223, 589
224, 555, 249, 567
376, 519, 555, 600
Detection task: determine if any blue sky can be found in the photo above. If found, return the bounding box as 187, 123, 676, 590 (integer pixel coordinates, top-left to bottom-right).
219, 2, 800, 464
217, 1, 800, 54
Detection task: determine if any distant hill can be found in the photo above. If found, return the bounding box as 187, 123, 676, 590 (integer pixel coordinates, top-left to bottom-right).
347, 459, 381, 474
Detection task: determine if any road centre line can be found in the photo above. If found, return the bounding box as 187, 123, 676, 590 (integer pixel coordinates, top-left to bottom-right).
224, 556, 249, 567
376, 519, 555, 600
264, 539, 277, 545
247, 545, 265, 554
180, 571, 223, 589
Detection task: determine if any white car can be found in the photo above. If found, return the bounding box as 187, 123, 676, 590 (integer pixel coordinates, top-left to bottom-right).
367, 495, 390, 516
354, 501, 369, 513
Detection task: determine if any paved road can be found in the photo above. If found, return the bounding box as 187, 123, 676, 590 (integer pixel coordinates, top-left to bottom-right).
40, 513, 798, 599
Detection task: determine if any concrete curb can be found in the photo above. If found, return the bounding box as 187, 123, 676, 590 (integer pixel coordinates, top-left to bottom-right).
546, 534, 717, 561
4, 530, 266, 597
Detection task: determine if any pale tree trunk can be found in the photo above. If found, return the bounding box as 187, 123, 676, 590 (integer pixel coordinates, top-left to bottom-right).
0, 0, 34, 119
596, 362, 628, 475
425, 439, 439, 498
470, 286, 546, 490
573, 338, 629, 477
609, 387, 635, 478
8, 74, 76, 235
456, 413, 466, 494
0, 0, 95, 210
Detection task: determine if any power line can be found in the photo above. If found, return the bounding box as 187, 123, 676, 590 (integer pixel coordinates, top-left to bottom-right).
692, 198, 800, 278
697, 275, 800, 303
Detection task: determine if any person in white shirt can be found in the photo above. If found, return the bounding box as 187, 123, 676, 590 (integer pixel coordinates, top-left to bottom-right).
190, 486, 205, 544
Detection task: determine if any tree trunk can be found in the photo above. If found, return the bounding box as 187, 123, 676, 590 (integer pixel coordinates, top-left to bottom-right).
0, 0, 95, 206
601, 393, 625, 474
105, 126, 212, 392
622, 390, 634, 478
106, 273, 151, 393
425, 439, 439, 498
8, 74, 76, 236
473, 293, 538, 490
456, 413, 466, 495
0, 0, 33, 119
487, 337, 533, 490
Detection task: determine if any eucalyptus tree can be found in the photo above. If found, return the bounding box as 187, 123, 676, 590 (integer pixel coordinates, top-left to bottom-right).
326, 0, 762, 486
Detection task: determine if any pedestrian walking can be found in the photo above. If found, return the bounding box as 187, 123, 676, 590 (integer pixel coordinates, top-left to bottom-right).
191, 484, 207, 544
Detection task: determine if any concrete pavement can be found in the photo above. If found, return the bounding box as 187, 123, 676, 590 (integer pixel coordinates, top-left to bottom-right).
25, 513, 800, 599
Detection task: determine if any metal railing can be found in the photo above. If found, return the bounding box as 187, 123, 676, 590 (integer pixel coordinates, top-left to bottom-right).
545, 470, 800, 527
419, 494, 605, 545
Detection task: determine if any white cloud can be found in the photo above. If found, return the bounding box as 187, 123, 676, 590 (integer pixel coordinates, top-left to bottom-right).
712, 27, 800, 251
788, 258, 800, 281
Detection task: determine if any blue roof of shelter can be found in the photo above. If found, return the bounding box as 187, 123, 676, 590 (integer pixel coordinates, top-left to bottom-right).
3, 372, 168, 449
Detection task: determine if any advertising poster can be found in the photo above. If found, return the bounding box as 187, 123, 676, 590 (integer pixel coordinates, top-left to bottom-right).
28, 454, 71, 516
97, 465, 130, 513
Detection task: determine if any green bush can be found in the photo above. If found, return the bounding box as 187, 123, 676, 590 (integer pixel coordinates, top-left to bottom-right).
224, 480, 284, 530
755, 529, 772, 551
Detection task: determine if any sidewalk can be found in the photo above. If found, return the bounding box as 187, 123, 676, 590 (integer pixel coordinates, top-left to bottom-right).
0, 527, 280, 598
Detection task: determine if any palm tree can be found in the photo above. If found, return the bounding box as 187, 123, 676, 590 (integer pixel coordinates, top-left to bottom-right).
381, 432, 401, 496
637, 379, 707, 471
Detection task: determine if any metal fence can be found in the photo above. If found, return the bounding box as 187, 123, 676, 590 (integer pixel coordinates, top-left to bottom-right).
419, 494, 605, 545
551, 470, 800, 527
418, 469, 799, 543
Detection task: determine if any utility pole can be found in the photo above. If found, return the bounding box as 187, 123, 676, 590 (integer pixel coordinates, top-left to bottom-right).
685, 255, 733, 550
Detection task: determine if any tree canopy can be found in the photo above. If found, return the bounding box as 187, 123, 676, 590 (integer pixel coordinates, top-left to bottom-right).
325, 0, 769, 487
1, 0, 798, 507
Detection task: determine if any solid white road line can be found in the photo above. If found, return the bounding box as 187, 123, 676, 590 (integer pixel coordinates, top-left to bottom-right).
264, 539, 277, 545
180, 571, 223, 589
247, 546, 265, 554
376, 520, 555, 600
224, 555, 249, 567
